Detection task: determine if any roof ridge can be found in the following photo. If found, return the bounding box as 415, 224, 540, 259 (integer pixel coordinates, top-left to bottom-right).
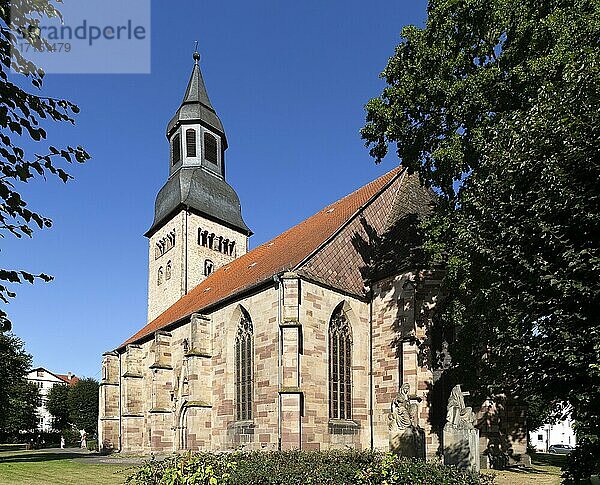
293, 166, 405, 271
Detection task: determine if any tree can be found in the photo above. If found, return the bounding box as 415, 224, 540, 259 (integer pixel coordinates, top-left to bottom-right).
46, 382, 70, 430
362, 0, 599, 479
0, 332, 38, 440
67, 378, 99, 435
0, 0, 90, 330
4, 380, 39, 437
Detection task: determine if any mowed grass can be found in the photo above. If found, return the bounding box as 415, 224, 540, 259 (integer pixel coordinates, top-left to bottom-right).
0, 449, 133, 485
482, 452, 566, 485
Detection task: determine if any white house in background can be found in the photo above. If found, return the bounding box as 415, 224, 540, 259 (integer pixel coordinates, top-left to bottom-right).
26, 367, 79, 431
530, 417, 577, 452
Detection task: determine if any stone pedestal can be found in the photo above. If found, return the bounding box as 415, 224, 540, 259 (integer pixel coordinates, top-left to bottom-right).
390, 426, 425, 458
443, 427, 480, 472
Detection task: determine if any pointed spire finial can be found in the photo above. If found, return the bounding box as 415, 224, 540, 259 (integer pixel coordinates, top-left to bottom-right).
193, 41, 200, 65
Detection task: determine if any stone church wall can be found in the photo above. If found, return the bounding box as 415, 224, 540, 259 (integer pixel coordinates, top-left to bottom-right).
299, 280, 370, 450
371, 271, 442, 458
101, 271, 447, 455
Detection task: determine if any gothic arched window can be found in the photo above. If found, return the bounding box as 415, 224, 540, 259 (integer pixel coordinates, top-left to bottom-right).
204, 259, 214, 276
172, 133, 181, 165
165, 261, 172, 280
329, 304, 352, 419
235, 309, 253, 420
157, 267, 163, 286
204, 132, 218, 165
186, 129, 196, 158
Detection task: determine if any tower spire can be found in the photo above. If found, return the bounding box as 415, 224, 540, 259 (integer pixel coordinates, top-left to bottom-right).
166, 48, 226, 147
193, 41, 200, 65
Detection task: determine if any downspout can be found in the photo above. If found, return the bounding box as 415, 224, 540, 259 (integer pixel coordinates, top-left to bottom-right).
366, 282, 374, 451
184, 207, 189, 294
118, 353, 122, 452
274, 273, 282, 450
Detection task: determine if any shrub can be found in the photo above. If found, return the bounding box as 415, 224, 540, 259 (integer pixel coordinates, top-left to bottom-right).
125, 450, 494, 485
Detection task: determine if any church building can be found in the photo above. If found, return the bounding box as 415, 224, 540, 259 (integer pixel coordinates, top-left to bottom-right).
98, 53, 526, 462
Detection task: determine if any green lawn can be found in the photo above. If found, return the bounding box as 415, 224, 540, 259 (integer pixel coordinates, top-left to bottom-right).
482, 452, 566, 485
0, 449, 134, 485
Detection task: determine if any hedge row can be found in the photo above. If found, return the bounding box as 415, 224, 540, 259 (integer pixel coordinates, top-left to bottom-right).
125, 450, 494, 485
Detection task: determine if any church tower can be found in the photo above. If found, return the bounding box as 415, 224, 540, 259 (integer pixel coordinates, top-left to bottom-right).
146, 51, 251, 322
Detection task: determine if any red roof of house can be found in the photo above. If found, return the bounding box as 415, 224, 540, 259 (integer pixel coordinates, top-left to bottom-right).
56, 374, 79, 386
120, 167, 402, 349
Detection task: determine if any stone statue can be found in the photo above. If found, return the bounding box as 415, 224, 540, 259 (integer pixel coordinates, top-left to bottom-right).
388, 383, 418, 431
445, 384, 476, 430
388, 383, 425, 458
443, 384, 480, 472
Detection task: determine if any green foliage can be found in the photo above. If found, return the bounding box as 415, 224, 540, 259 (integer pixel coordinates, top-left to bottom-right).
0, 332, 36, 440
46, 382, 70, 430
125, 451, 493, 485
67, 378, 99, 434
0, 0, 91, 330
3, 380, 39, 437
362, 0, 599, 480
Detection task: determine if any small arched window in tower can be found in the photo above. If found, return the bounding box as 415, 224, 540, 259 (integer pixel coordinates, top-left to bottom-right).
186, 129, 196, 158
208, 233, 215, 249
204, 259, 214, 276
229, 241, 236, 257
204, 132, 218, 165
235, 308, 253, 421
157, 267, 164, 286
216, 236, 223, 253
165, 261, 172, 281
329, 304, 352, 419
222, 238, 230, 256
201, 230, 208, 247
172, 133, 181, 165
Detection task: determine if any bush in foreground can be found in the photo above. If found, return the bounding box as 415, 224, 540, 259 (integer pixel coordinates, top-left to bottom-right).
125, 450, 494, 484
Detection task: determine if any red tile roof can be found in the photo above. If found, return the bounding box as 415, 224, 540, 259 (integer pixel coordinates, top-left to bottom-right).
56, 374, 80, 386
120, 167, 402, 349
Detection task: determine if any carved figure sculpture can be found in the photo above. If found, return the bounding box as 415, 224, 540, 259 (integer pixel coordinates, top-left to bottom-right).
445, 384, 476, 430
388, 383, 425, 458
388, 383, 418, 431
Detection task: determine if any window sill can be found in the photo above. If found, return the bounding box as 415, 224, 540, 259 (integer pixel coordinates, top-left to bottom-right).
328, 419, 360, 435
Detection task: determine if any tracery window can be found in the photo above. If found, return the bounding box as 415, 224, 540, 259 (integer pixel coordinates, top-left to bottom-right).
186, 129, 196, 158
329, 305, 352, 419
204, 132, 218, 165
235, 309, 253, 421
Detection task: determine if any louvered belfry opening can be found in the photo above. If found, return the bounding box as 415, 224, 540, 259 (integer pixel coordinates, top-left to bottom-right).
235, 308, 253, 421
186, 128, 196, 157
204, 132, 218, 165
172, 133, 181, 165
329, 305, 352, 419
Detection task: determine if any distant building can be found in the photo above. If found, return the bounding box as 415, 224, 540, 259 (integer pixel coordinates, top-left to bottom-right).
26, 367, 79, 431
530, 417, 577, 452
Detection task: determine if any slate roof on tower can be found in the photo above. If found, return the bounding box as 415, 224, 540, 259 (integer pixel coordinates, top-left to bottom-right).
166, 53, 226, 141
147, 53, 250, 236
121, 166, 434, 349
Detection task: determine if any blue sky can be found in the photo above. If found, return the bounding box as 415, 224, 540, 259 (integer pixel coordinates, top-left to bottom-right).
4, 0, 428, 379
